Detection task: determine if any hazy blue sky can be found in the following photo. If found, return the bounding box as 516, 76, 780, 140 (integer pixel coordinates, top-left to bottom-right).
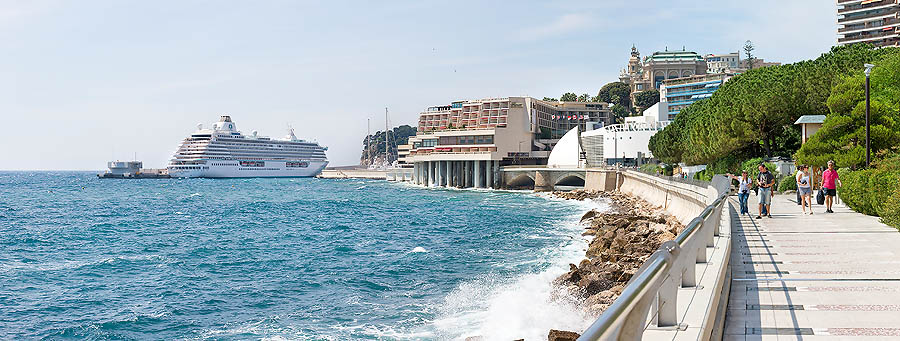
2, 1, 837, 170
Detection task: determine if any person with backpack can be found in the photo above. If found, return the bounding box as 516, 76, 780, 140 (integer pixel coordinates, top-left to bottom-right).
756, 164, 775, 219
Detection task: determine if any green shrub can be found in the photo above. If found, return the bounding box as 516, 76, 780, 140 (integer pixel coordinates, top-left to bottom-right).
640, 163, 661, 175
778, 173, 798, 192
839, 162, 900, 230
741, 157, 779, 184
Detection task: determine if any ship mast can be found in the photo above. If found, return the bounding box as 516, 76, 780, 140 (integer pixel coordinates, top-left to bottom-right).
384, 107, 390, 168
366, 118, 371, 167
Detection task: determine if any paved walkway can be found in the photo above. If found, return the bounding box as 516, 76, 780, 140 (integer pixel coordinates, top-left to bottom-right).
725, 194, 900, 340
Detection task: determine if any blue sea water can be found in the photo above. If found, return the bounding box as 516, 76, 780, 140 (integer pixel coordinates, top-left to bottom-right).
0, 171, 606, 340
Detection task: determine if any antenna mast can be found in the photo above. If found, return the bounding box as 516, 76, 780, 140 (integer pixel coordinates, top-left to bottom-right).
366, 118, 371, 167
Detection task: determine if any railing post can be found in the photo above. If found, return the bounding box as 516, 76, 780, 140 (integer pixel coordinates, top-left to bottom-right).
657, 275, 679, 327
712, 200, 723, 238
682, 246, 697, 287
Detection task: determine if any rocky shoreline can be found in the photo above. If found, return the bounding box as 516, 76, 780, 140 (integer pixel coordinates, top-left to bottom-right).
545, 190, 684, 340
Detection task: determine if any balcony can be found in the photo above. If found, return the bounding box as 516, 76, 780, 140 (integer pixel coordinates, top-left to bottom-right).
840, 16, 900, 32
838, 5, 899, 24
839, 0, 898, 14
838, 28, 900, 43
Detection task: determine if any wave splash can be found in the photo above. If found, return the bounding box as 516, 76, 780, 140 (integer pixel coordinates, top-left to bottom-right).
430, 197, 608, 340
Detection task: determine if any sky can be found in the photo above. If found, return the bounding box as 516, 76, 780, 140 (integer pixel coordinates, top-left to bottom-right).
1, 0, 838, 170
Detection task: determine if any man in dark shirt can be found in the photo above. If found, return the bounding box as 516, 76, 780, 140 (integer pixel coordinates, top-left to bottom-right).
756, 164, 775, 219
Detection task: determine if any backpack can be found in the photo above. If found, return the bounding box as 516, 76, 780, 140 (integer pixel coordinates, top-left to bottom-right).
816, 188, 825, 205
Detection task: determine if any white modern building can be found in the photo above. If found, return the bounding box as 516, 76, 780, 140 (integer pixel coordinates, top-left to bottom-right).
580, 101, 670, 167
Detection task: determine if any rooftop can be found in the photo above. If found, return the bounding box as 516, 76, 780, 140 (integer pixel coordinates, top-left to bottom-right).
794, 115, 827, 124
645, 50, 704, 62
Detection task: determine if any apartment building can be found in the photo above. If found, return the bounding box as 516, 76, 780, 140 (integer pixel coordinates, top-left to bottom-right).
837, 0, 900, 47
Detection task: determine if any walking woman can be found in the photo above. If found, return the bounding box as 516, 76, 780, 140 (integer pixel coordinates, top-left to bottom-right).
796, 165, 813, 215
727, 171, 752, 215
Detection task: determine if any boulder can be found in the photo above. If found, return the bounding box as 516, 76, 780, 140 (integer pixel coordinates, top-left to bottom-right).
548, 329, 580, 341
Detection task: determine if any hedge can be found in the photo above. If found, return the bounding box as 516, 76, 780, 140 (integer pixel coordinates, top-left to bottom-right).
839, 166, 900, 230
778, 173, 798, 192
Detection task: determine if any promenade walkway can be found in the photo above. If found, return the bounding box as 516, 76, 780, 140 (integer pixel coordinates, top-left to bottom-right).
724, 194, 900, 340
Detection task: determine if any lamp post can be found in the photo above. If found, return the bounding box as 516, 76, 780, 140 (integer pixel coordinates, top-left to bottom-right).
864, 63, 874, 168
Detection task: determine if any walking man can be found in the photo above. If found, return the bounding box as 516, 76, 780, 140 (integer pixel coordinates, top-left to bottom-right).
756, 164, 775, 219
822, 160, 842, 213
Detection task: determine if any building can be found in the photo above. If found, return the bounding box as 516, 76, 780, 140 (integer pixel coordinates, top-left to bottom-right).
396, 143, 413, 167
794, 115, 827, 144
581, 102, 670, 167
705, 52, 741, 73
619, 46, 708, 104
660, 73, 736, 120
406, 97, 613, 188
837, 0, 900, 47
739, 58, 781, 70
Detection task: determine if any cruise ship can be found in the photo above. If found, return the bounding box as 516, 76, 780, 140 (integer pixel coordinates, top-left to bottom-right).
167, 116, 328, 178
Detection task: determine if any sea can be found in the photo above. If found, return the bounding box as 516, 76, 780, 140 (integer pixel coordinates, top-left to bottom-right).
0, 171, 609, 340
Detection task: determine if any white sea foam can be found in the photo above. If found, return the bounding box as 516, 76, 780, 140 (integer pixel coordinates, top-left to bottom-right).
428, 196, 609, 340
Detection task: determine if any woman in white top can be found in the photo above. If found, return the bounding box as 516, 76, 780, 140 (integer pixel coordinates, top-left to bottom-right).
727, 170, 752, 215
796, 165, 813, 215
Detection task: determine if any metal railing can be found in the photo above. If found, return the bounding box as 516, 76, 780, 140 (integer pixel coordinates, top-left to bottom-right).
578, 187, 729, 340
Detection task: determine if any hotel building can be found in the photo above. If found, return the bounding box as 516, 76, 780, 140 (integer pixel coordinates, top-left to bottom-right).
660, 73, 736, 120
837, 0, 900, 47
406, 97, 613, 188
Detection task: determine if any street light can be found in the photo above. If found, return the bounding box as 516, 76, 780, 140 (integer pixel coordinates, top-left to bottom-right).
864, 63, 875, 168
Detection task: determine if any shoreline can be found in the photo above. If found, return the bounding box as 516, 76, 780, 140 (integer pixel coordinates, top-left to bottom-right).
547, 189, 684, 337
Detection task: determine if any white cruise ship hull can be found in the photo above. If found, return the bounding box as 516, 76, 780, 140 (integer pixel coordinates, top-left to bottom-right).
168, 160, 328, 178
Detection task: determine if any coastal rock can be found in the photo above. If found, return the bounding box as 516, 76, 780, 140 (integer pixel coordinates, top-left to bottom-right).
550, 189, 684, 320
552, 189, 602, 201
548, 329, 580, 341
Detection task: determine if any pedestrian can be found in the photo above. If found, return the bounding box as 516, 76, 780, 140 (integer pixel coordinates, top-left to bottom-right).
822, 160, 842, 213
756, 164, 775, 219
796, 165, 813, 215
727, 171, 752, 215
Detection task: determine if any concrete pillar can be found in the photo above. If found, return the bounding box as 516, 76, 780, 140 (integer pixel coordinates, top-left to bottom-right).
486, 161, 494, 189
452, 161, 457, 187
493, 161, 500, 189
448, 161, 455, 187
429, 161, 435, 186
464, 161, 470, 188
452, 161, 458, 187
474, 160, 482, 188
534, 170, 553, 192
438, 161, 444, 187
